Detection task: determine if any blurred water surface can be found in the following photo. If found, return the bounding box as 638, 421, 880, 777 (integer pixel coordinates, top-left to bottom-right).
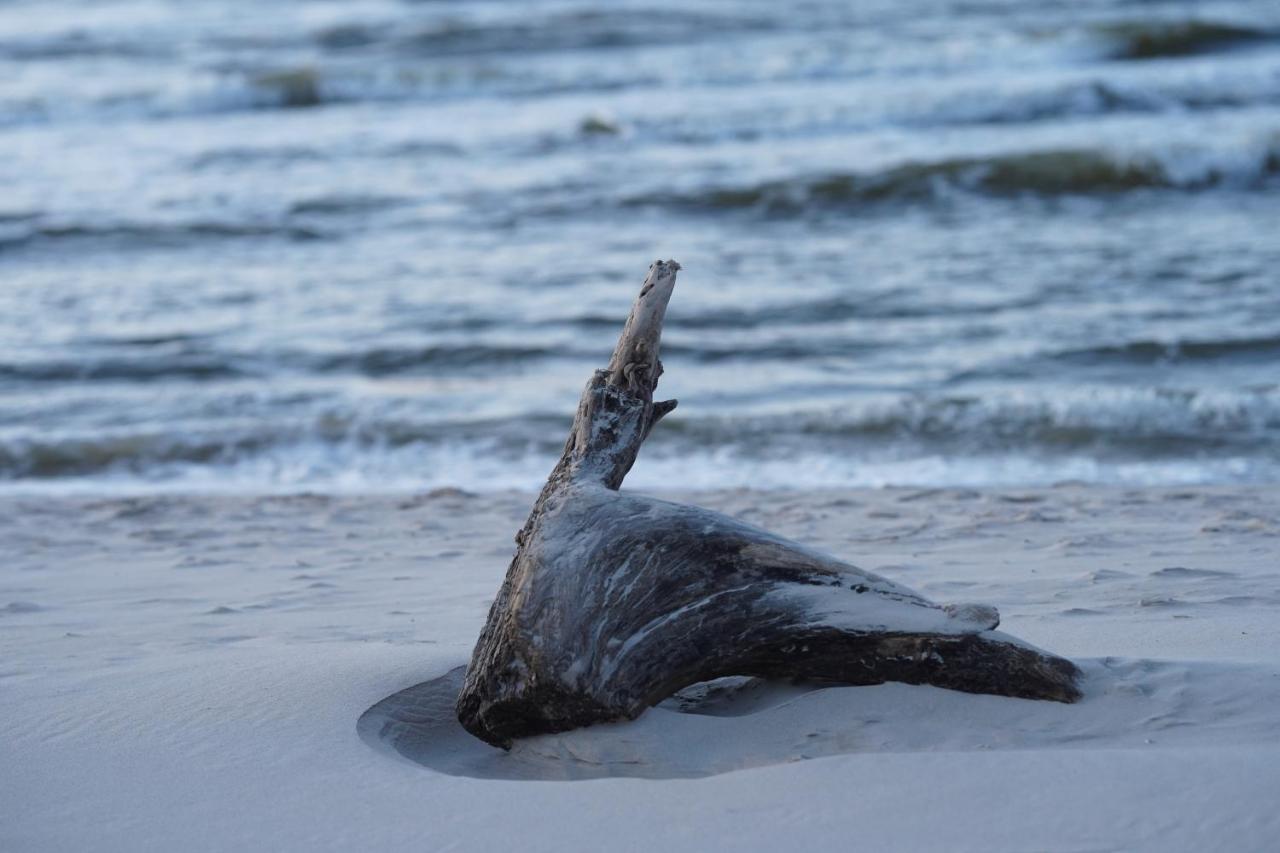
2, 0, 1279, 492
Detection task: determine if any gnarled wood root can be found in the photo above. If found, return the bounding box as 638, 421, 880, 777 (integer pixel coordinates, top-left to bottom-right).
457, 260, 1081, 748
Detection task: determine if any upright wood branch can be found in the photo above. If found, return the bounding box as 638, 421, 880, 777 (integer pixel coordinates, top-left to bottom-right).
606, 259, 678, 391
457, 260, 1081, 749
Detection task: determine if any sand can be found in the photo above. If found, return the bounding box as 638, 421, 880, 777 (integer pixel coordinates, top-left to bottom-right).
3, 486, 1279, 851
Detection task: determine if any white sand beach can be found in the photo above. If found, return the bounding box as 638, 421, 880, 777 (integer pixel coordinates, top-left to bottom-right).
4, 485, 1278, 852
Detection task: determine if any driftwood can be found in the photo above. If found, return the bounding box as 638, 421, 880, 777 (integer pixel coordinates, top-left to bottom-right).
456, 260, 1081, 748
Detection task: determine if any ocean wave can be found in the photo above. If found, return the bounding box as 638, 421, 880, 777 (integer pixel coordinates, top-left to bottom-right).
567, 293, 1039, 331
0, 221, 326, 254
3, 386, 1275, 483
559, 64, 1280, 153
244, 68, 328, 109
642, 140, 1280, 213
662, 339, 884, 363
0, 355, 251, 383
896, 74, 1280, 130
1050, 334, 1280, 366
0, 431, 269, 479
85, 332, 207, 348
0, 340, 568, 385
1092, 20, 1274, 61
0, 414, 561, 480
3, 441, 1270, 494
7, 325, 1278, 389
287, 194, 411, 216
186, 141, 461, 170
323, 9, 772, 58
187, 145, 331, 169
0, 195, 407, 255
7, 42, 1280, 132
0, 66, 590, 126
660, 388, 1280, 455
314, 344, 559, 375
0, 35, 169, 61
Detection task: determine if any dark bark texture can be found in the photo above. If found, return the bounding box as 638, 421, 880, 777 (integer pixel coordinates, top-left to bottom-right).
456, 260, 1081, 748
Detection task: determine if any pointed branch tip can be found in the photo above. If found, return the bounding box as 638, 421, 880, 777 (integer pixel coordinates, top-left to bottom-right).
607, 260, 680, 392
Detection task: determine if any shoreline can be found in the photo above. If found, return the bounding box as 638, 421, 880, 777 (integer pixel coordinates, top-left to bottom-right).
5, 485, 1278, 851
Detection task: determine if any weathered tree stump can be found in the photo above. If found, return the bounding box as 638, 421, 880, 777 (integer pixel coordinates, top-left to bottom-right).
457, 260, 1081, 748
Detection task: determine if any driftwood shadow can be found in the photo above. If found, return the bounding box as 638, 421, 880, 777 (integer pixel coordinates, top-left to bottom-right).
359, 657, 1280, 781
359, 666, 849, 781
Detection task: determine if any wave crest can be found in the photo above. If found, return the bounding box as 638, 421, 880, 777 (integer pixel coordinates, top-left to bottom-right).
645, 141, 1280, 213
1093, 20, 1273, 61
4, 387, 1276, 483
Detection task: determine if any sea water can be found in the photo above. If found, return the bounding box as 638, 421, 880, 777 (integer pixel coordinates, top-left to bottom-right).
2, 0, 1278, 492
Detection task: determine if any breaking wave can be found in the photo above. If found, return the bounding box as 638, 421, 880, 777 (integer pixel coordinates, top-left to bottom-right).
0, 357, 249, 384
0, 343, 566, 384
644, 141, 1280, 213
0, 221, 326, 253
1049, 334, 1280, 366
1092, 20, 1274, 61
0, 194, 411, 254
385, 9, 771, 58
4, 386, 1276, 485
693, 388, 1280, 455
